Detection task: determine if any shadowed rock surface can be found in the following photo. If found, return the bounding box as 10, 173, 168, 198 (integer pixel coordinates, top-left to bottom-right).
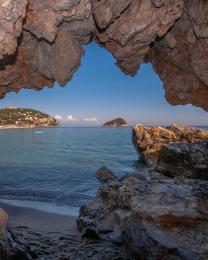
0, 206, 135, 260
78, 124, 208, 259
156, 140, 208, 179
0, 226, 135, 260
78, 170, 208, 259
96, 167, 117, 182
132, 124, 208, 171
0, 0, 208, 111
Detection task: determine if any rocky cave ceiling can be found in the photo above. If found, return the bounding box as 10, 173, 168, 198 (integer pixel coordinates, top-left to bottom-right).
0, 0, 208, 111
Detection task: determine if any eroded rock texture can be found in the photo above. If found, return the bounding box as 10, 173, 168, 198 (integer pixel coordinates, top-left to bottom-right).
78, 169, 208, 259
0, 0, 94, 97
133, 124, 208, 178
0, 0, 27, 58
0, 0, 208, 111
78, 124, 208, 259
148, 0, 208, 110
156, 140, 208, 179
93, 0, 183, 75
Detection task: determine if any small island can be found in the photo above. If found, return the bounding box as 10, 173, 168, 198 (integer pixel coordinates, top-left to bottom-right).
103, 118, 128, 127
0, 107, 59, 129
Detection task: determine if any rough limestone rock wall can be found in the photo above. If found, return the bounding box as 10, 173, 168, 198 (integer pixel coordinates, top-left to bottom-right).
148, 0, 208, 110
0, 0, 208, 111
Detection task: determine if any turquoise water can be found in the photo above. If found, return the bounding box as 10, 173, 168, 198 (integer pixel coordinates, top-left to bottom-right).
0, 127, 139, 214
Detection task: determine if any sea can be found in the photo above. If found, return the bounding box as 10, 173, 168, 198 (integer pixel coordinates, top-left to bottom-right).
0, 127, 141, 216
0, 126, 207, 216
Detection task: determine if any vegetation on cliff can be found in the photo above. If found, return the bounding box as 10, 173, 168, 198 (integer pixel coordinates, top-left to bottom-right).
0, 107, 59, 128
103, 118, 128, 127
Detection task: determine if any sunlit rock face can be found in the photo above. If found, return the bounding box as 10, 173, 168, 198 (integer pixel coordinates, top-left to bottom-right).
0, 0, 208, 111
133, 124, 208, 179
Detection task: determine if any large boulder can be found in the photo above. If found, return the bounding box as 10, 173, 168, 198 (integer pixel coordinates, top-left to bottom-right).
133, 124, 208, 164
156, 140, 208, 179
77, 171, 208, 259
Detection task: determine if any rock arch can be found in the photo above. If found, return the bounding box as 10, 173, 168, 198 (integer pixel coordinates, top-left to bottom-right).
0, 0, 208, 111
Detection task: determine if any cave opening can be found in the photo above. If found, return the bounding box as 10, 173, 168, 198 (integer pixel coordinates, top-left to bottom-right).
0, 0, 208, 258
0, 41, 207, 215
0, 42, 207, 127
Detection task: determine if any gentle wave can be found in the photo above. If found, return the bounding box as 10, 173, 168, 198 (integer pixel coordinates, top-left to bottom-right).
0, 127, 139, 214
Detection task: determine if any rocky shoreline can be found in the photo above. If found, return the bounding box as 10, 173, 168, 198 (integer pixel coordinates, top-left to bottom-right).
78, 125, 208, 259
0, 202, 134, 259
0, 124, 208, 259
132, 124, 208, 168
78, 168, 208, 259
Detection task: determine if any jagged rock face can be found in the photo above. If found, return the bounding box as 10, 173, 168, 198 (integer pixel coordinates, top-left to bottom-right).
0, 0, 27, 59
148, 0, 208, 110
156, 140, 208, 179
78, 127, 208, 258
132, 124, 208, 171
78, 171, 208, 259
0, 0, 93, 97
0, 0, 208, 111
93, 0, 184, 75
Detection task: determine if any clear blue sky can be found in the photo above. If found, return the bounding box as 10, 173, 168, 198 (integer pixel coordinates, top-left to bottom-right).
0, 42, 207, 126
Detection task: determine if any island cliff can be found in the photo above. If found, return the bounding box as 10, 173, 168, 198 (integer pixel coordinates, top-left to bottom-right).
0, 107, 59, 128
0, 1, 207, 111
103, 118, 128, 127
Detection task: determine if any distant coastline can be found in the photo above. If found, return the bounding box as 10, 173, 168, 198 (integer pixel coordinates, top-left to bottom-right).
1, 125, 206, 129
0, 125, 60, 130
0, 107, 59, 129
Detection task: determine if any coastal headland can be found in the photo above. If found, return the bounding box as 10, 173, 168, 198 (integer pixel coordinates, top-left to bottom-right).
0, 107, 59, 129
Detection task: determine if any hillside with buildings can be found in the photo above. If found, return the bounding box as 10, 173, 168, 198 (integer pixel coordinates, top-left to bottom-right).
0, 107, 59, 128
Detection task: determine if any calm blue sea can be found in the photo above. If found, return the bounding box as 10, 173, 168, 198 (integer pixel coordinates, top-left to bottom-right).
0, 127, 140, 215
